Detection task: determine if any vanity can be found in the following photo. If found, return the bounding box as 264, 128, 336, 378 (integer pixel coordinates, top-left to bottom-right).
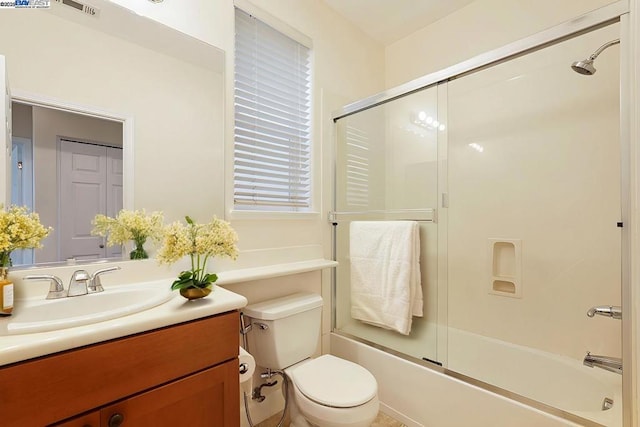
0, 280, 247, 427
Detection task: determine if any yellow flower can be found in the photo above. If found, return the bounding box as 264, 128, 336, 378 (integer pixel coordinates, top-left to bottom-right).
157, 216, 239, 290
0, 205, 52, 266
92, 209, 164, 247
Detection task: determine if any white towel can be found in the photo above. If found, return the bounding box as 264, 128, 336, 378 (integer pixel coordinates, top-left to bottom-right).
349, 221, 423, 335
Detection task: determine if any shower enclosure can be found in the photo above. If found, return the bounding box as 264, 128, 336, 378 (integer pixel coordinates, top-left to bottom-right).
331, 4, 630, 426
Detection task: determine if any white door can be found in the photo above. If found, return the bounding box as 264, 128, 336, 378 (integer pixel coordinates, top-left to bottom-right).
106, 146, 123, 258
59, 140, 123, 261
0, 55, 11, 206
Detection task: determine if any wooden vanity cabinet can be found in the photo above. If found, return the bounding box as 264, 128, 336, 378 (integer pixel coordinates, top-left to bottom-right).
0, 311, 240, 427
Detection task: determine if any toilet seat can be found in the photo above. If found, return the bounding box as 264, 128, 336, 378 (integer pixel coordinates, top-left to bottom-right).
286, 355, 377, 407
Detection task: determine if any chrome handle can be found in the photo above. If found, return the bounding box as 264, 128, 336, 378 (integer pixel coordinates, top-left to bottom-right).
89, 266, 121, 293
23, 275, 66, 299
587, 305, 622, 320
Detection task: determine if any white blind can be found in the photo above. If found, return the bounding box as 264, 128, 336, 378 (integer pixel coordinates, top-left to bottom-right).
234, 8, 312, 210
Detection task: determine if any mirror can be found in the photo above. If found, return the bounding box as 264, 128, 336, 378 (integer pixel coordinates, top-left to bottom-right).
0, 0, 226, 266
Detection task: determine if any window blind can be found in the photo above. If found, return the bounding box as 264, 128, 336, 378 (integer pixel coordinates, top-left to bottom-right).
234, 8, 312, 210
346, 125, 370, 207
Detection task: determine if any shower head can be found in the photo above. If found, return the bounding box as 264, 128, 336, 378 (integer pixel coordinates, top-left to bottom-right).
571, 38, 620, 75
571, 59, 596, 75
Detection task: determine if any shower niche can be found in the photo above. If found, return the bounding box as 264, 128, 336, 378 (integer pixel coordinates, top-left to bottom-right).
489, 238, 522, 298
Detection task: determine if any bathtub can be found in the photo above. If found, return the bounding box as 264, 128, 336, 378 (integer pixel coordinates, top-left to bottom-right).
448, 328, 622, 426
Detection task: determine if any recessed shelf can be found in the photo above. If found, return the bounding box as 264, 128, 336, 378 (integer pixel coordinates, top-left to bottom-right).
489, 239, 522, 298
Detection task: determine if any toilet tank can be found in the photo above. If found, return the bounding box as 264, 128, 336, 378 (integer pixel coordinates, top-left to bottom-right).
243, 292, 323, 370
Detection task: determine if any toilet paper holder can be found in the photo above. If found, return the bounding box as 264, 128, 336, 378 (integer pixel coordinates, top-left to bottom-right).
240, 362, 250, 375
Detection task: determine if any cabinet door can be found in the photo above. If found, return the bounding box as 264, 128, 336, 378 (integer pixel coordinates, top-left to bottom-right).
101, 360, 239, 427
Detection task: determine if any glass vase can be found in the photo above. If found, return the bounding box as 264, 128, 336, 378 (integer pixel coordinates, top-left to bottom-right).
130, 238, 148, 260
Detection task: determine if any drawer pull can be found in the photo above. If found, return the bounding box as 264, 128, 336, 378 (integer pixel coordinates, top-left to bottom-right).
108, 413, 124, 427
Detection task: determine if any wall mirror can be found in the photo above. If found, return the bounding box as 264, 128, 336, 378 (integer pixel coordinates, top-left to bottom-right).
0, 0, 226, 267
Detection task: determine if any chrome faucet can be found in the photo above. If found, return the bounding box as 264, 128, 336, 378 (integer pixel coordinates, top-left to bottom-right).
24, 266, 121, 300
23, 274, 66, 299
68, 270, 90, 297
587, 305, 622, 320
89, 266, 121, 293
583, 352, 622, 375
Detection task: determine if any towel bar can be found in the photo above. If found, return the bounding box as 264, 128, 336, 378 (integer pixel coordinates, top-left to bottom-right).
328, 208, 436, 224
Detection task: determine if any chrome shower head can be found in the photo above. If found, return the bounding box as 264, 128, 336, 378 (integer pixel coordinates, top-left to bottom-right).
571, 59, 596, 75
571, 38, 620, 76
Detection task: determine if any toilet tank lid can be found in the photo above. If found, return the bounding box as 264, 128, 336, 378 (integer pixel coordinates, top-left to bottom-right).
243, 292, 323, 320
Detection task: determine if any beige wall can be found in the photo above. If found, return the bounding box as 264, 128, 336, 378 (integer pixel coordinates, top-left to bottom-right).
385, 0, 618, 88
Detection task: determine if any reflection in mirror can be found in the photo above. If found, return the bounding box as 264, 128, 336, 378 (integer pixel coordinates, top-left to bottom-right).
11, 102, 124, 265
0, 0, 226, 268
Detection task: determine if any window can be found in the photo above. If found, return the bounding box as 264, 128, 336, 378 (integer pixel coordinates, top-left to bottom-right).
234, 8, 312, 211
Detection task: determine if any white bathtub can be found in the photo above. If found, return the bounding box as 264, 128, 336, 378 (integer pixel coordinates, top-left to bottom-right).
448, 328, 622, 426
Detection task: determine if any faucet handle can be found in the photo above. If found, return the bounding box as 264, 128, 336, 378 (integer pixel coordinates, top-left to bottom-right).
587, 305, 622, 320
68, 270, 90, 297
89, 266, 121, 293
23, 275, 66, 299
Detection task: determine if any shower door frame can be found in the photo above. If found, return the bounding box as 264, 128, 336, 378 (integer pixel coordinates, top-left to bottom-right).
330, 1, 637, 426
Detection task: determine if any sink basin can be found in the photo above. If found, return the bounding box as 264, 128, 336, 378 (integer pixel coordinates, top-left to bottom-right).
3, 281, 175, 335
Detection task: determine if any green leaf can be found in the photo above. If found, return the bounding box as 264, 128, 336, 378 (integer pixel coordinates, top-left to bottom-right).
171, 278, 196, 290
202, 273, 218, 284
178, 270, 193, 280
185, 216, 194, 225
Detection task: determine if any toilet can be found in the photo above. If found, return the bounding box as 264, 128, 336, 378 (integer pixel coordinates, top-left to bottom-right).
243, 292, 379, 427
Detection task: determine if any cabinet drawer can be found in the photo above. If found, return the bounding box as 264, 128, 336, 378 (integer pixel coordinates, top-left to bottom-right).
0, 311, 239, 427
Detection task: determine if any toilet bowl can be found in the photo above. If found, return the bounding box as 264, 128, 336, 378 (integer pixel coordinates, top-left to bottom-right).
243, 293, 379, 427
285, 355, 379, 427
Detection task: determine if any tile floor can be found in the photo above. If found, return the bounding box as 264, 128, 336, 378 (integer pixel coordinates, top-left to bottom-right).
254, 410, 406, 427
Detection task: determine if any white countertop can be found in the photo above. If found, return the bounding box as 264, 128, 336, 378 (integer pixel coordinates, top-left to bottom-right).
0, 283, 248, 367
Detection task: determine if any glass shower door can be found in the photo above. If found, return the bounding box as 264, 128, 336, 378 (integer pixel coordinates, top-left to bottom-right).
445, 22, 622, 425
333, 84, 441, 364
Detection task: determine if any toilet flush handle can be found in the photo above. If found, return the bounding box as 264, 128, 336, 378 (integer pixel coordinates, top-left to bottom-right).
254, 322, 269, 330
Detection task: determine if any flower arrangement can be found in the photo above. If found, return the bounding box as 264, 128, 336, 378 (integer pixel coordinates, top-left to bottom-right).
157, 216, 238, 297
0, 205, 51, 268
92, 209, 164, 259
